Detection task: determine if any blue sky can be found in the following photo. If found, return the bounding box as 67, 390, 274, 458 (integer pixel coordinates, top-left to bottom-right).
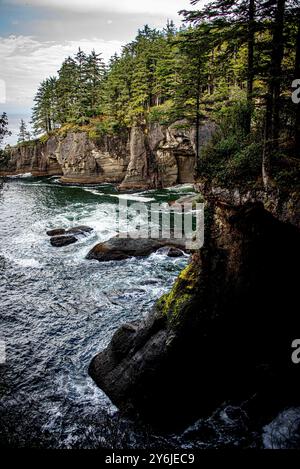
0, 0, 196, 144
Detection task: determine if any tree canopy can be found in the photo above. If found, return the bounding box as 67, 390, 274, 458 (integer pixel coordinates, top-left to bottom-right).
31, 2, 300, 189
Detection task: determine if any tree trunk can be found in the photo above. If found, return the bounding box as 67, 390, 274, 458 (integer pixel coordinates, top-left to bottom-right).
246, 0, 256, 134
262, 0, 286, 189
295, 11, 300, 157
272, 0, 286, 147
195, 59, 201, 174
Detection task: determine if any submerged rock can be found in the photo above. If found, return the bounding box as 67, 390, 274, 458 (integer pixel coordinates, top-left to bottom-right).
48, 226, 93, 247
66, 226, 93, 235
50, 235, 78, 247
47, 225, 93, 237
89, 202, 300, 430
86, 236, 188, 262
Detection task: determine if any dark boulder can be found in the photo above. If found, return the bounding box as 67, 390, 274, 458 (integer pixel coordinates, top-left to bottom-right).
89, 202, 300, 430
47, 225, 93, 237
86, 236, 187, 262
50, 235, 78, 247
48, 226, 93, 247
66, 225, 93, 235
166, 247, 184, 258
47, 229, 66, 236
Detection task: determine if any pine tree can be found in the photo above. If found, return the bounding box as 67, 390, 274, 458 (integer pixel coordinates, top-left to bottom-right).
182, 0, 259, 133
173, 26, 211, 167
129, 26, 164, 123
103, 49, 135, 127
153, 25, 178, 106
18, 119, 30, 143
32, 77, 58, 134
56, 56, 80, 124
84, 50, 106, 117
0, 112, 11, 148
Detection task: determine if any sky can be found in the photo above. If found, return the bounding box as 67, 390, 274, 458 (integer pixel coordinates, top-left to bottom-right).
0, 0, 195, 144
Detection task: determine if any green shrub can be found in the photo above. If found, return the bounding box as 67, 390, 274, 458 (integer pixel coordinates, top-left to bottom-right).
199, 99, 262, 187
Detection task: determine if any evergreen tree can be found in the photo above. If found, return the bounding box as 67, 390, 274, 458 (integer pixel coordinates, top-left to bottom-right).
32, 77, 58, 134
29, 9, 298, 189
103, 49, 135, 127
182, 0, 259, 133
173, 26, 211, 166
56, 56, 80, 124
18, 119, 30, 143
0, 112, 11, 148
84, 50, 106, 116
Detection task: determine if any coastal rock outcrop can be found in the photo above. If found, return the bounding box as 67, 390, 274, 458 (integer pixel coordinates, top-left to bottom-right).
47, 226, 93, 237
48, 225, 93, 247
119, 121, 215, 190
86, 236, 187, 262
89, 201, 300, 430
0, 140, 62, 177
196, 180, 300, 229
50, 235, 78, 247
0, 121, 215, 189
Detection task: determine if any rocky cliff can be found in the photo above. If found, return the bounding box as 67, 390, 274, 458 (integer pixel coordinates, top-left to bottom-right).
0, 121, 215, 188
89, 198, 300, 431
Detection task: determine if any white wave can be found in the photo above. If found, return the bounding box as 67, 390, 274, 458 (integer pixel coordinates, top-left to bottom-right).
108, 193, 156, 203
83, 189, 105, 196
14, 258, 41, 268
7, 172, 33, 179
166, 183, 195, 192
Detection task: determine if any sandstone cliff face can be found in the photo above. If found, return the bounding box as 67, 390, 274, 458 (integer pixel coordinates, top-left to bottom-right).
89, 201, 300, 430
0, 140, 62, 177
0, 131, 130, 184
55, 132, 130, 184
119, 121, 215, 190
0, 121, 215, 188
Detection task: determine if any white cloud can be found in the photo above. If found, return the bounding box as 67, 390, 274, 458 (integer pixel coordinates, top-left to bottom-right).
0, 35, 123, 109
6, 0, 192, 16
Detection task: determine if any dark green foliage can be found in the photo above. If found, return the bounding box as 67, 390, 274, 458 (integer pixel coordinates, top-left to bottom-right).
32, 49, 105, 133
200, 100, 263, 186
30, 4, 299, 189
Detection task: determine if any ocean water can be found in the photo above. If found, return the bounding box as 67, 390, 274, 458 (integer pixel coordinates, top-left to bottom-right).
1, 176, 288, 449
0, 176, 192, 449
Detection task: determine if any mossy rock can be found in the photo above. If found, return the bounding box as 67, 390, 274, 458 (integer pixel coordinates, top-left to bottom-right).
157, 262, 199, 326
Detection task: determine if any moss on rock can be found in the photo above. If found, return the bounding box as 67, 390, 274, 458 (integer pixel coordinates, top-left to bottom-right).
157, 261, 199, 326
